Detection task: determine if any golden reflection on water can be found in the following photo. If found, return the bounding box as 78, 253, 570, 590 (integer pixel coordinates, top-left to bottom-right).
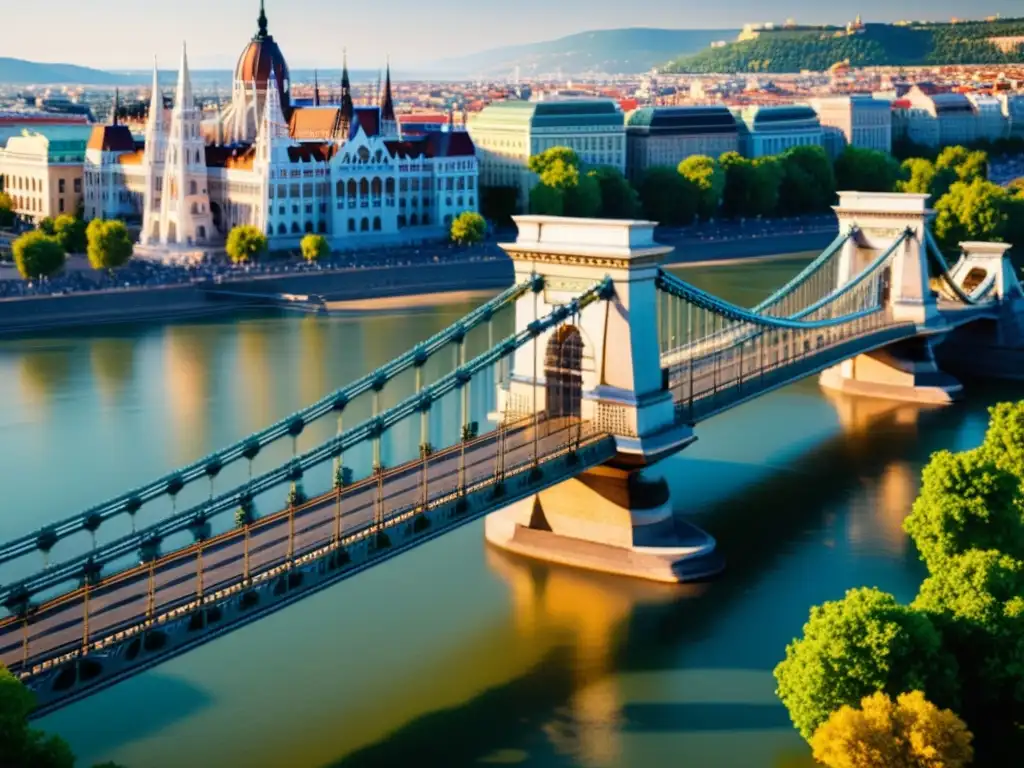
236, 320, 274, 433
89, 337, 135, 405
164, 326, 211, 463
17, 342, 72, 414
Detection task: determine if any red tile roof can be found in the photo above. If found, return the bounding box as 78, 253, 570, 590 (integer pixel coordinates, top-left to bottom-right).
289, 107, 345, 140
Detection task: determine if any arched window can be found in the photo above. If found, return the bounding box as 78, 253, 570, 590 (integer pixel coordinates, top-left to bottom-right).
357, 147, 370, 163
457, 177, 465, 190
336, 180, 345, 196
278, 223, 287, 234
359, 178, 369, 196
398, 215, 406, 228
360, 217, 369, 232
371, 178, 382, 196
197, 225, 206, 240
348, 219, 356, 232
318, 220, 327, 233
190, 202, 199, 214
372, 216, 381, 231
304, 221, 313, 233
422, 213, 430, 225
410, 213, 419, 226
385, 178, 395, 195
291, 222, 300, 233
374, 149, 382, 162
444, 214, 452, 227
189, 180, 197, 195
347, 179, 357, 199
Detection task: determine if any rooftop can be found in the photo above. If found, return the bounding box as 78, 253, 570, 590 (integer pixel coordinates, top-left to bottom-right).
626, 106, 737, 136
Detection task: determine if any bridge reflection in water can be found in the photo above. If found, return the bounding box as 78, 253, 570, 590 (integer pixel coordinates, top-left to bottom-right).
4, 192, 1024, 715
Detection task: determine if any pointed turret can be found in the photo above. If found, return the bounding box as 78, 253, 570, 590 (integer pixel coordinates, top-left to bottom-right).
381, 57, 396, 124
313, 69, 320, 107
112, 88, 120, 125
338, 48, 354, 134
256, 0, 269, 41
175, 41, 193, 111
147, 57, 163, 131
262, 71, 289, 135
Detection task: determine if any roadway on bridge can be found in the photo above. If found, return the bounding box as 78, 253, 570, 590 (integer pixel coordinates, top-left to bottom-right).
0, 417, 591, 671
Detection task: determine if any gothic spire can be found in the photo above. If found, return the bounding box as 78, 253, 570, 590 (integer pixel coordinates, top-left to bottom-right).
381, 56, 396, 123
112, 88, 120, 125
147, 56, 162, 129
340, 48, 354, 124
255, 0, 269, 41
175, 41, 193, 112
314, 69, 320, 107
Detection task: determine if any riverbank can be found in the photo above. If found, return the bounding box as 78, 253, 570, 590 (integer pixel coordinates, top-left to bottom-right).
0, 224, 837, 336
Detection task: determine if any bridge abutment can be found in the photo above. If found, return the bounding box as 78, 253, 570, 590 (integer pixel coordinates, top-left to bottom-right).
819, 337, 963, 404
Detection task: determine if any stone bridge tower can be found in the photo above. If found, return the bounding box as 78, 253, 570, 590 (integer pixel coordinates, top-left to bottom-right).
486, 217, 721, 583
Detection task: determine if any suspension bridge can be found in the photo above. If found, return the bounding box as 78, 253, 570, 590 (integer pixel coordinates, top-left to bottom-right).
2, 191, 1022, 714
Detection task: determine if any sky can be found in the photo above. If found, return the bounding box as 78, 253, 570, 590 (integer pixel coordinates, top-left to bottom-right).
6, 0, 1023, 70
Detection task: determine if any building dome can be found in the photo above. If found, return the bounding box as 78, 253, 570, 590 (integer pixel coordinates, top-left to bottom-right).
235, 1, 291, 115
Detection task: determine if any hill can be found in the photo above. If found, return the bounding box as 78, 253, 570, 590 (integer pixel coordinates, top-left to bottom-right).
664, 18, 1024, 74
0, 58, 136, 85
430, 28, 737, 77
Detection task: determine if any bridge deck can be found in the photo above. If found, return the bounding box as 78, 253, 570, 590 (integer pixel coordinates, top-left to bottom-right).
0, 417, 593, 673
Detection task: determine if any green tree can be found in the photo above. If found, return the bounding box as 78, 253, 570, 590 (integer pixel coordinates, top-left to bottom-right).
225, 224, 268, 264
774, 587, 958, 740
913, 549, 1024, 717
86, 219, 133, 272
933, 178, 1013, 253
720, 151, 782, 218
636, 166, 698, 226
449, 210, 487, 245
299, 233, 329, 262
981, 401, 1024, 481
588, 166, 640, 218
52, 214, 86, 255
834, 147, 902, 193
0, 664, 76, 767
897, 157, 957, 201
563, 172, 602, 217
479, 185, 519, 226
678, 155, 725, 219
810, 690, 974, 768
936, 145, 989, 183
11, 231, 65, 280
528, 146, 582, 188
38, 217, 56, 235
0, 192, 15, 228
777, 145, 837, 215
529, 183, 564, 216
903, 447, 1024, 571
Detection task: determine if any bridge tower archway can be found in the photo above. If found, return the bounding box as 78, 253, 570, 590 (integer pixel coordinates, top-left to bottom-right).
544, 325, 584, 420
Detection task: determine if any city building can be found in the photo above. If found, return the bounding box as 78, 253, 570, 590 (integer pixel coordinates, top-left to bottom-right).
733, 105, 823, 157
0, 112, 91, 148
467, 98, 625, 211
0, 126, 90, 222
83, 1, 478, 261
624, 106, 739, 182
966, 93, 1009, 141
810, 95, 892, 156
902, 86, 976, 147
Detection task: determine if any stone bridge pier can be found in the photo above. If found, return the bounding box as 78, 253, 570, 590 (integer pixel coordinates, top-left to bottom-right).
819, 192, 964, 403
486, 216, 722, 583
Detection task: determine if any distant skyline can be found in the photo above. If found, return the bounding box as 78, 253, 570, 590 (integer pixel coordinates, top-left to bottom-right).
9, 0, 1024, 70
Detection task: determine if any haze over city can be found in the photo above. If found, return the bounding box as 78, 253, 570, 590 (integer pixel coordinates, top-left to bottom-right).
7, 0, 1024, 69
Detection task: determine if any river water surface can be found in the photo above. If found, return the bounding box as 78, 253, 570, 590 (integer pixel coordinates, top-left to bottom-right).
1, 255, 1018, 767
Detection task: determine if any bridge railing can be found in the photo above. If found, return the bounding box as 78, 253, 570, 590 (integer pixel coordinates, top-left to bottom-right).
0, 278, 540, 574
0, 416, 611, 676
657, 231, 914, 421
0, 278, 614, 619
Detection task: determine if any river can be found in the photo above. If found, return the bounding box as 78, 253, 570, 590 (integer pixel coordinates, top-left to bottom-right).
2, 253, 1017, 767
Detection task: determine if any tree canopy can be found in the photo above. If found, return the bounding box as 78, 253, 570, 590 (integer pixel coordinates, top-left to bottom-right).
903, 447, 1024, 570
981, 401, 1024, 481
777, 145, 837, 215
52, 215, 86, 255
0, 192, 14, 228
834, 147, 903, 193
226, 225, 268, 264
299, 233, 329, 262
527, 146, 602, 218
774, 587, 958, 740
678, 155, 724, 220
588, 166, 640, 219
11, 231, 65, 280
933, 178, 1017, 253
897, 158, 957, 201
0, 664, 79, 768
810, 690, 974, 768
86, 219, 133, 271
936, 146, 989, 183
449, 211, 487, 245
636, 165, 698, 226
